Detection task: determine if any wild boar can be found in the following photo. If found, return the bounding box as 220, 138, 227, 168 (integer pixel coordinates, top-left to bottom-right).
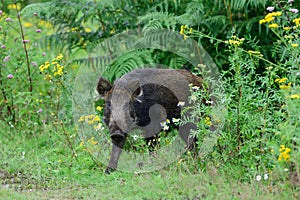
97, 68, 204, 173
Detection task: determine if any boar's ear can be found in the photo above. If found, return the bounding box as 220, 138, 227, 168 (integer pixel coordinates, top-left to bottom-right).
97, 77, 112, 97
132, 87, 143, 103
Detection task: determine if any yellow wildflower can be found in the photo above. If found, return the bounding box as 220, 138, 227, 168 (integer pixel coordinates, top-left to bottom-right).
45, 61, 50, 67
291, 43, 299, 48
180, 25, 188, 40
225, 37, 245, 47
79, 141, 85, 147
283, 27, 291, 31
275, 77, 288, 83
53, 63, 64, 76
71, 27, 79, 32
259, 12, 282, 24
88, 137, 98, 145
269, 23, 279, 28
180, 26, 185, 34
293, 18, 300, 26
165, 138, 170, 145
56, 54, 63, 60
96, 106, 103, 111
44, 74, 52, 81
280, 145, 285, 151
110, 28, 115, 34
230, 40, 241, 45
84, 27, 92, 33
94, 124, 103, 131
94, 115, 100, 122
38, 20, 53, 29
39, 65, 45, 72
178, 159, 184, 165
248, 50, 263, 57
7, 3, 21, 10
94, 125, 98, 130
290, 94, 300, 99
78, 116, 85, 122
263, 17, 274, 23
204, 117, 212, 126
278, 145, 291, 162
279, 82, 292, 90
266, 66, 273, 70
259, 19, 267, 24
284, 35, 294, 39
23, 22, 33, 28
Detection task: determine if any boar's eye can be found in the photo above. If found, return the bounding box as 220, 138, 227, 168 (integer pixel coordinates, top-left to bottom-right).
106, 102, 112, 110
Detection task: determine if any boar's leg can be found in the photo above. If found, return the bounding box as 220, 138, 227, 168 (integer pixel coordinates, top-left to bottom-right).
178, 122, 197, 150
105, 136, 127, 174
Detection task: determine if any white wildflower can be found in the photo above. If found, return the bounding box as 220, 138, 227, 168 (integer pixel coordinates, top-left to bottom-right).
133, 135, 138, 140
177, 101, 185, 107
256, 175, 262, 181
163, 125, 169, 131
172, 118, 180, 123
21, 151, 25, 160
192, 86, 200, 91
191, 95, 197, 101
160, 121, 166, 127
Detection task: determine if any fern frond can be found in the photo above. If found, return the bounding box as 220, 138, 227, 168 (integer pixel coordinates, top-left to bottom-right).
104, 49, 155, 81
21, 2, 51, 18
139, 12, 178, 30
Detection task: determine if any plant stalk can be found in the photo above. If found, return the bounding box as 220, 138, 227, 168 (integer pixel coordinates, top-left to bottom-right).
14, 1, 33, 92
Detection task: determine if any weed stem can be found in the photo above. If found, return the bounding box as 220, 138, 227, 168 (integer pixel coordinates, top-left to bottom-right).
14, 0, 33, 92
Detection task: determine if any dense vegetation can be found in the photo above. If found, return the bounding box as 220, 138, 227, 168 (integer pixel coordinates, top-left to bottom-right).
0, 0, 299, 199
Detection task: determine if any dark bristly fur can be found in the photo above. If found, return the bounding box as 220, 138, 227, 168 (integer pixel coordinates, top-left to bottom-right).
97, 68, 204, 173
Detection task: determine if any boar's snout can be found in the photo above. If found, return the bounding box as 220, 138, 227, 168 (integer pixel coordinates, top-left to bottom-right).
111, 130, 126, 143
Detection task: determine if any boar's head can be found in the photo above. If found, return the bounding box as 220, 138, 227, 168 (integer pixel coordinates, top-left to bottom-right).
97, 77, 180, 142
96, 77, 128, 143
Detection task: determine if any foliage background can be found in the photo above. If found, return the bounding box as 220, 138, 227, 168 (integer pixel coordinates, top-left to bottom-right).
0, 0, 299, 199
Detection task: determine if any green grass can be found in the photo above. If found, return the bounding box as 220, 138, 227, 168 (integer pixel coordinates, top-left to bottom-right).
0, 124, 298, 200
0, 172, 297, 200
